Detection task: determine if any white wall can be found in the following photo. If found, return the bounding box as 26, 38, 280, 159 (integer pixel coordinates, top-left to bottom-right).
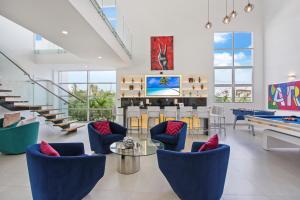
264, 0, 300, 116
116, 0, 264, 123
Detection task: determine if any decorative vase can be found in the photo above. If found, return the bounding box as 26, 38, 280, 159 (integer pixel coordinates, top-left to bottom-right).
123, 137, 134, 149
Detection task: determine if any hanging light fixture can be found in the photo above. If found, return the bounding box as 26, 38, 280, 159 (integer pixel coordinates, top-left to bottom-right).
230, 0, 238, 19
244, 0, 254, 13
223, 0, 231, 24
205, 0, 212, 29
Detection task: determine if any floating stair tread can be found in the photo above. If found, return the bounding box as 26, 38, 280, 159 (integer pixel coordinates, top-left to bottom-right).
47, 117, 69, 122
5, 100, 29, 103
64, 125, 85, 133
54, 120, 78, 127
32, 108, 59, 113
0, 89, 12, 92
43, 112, 65, 117
0, 96, 21, 98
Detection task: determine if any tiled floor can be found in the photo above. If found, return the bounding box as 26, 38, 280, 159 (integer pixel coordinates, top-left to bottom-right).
0, 123, 300, 200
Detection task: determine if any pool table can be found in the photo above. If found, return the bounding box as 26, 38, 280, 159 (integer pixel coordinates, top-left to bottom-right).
245, 115, 300, 151
232, 109, 275, 129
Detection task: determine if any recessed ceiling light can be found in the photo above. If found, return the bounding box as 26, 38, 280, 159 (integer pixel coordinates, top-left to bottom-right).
61, 30, 68, 35
98, 56, 102, 59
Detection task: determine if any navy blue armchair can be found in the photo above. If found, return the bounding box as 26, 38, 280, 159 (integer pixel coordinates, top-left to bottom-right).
26, 143, 106, 200
157, 142, 230, 200
88, 121, 127, 154
150, 121, 187, 151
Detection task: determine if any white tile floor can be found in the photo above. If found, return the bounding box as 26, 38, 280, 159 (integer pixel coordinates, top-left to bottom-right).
1, 123, 300, 200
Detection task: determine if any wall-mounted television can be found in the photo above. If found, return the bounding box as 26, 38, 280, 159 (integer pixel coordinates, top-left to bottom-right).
145, 75, 181, 97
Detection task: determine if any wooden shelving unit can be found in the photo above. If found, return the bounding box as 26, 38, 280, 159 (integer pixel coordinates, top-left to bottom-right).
119, 75, 208, 98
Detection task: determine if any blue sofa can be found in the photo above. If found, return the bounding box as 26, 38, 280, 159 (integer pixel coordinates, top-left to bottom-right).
150, 121, 187, 151
26, 143, 106, 200
88, 121, 127, 154
157, 142, 230, 200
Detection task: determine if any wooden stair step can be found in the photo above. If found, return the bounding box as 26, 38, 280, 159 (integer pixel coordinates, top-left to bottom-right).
0, 89, 12, 92
47, 117, 69, 123
5, 100, 29, 103
43, 112, 65, 117
32, 108, 59, 113
64, 125, 85, 133
0, 96, 21, 99
54, 120, 78, 127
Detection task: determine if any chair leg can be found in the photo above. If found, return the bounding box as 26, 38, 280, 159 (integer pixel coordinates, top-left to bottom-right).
233, 117, 237, 129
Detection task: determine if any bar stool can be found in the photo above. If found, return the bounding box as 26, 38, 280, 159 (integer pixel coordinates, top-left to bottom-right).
163, 106, 178, 121
147, 106, 161, 134
193, 106, 210, 133
126, 106, 142, 136
179, 106, 193, 131
210, 105, 226, 135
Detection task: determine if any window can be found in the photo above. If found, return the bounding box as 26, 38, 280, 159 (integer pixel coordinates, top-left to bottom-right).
34, 34, 65, 54
58, 71, 116, 121
214, 32, 253, 103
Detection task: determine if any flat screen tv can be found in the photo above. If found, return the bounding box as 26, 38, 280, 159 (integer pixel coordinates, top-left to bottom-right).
145, 75, 181, 97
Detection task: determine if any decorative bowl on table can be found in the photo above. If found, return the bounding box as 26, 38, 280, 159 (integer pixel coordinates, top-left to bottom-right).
123, 137, 135, 149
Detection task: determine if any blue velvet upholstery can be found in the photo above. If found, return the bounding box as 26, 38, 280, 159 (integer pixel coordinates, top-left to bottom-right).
88, 121, 127, 154
150, 121, 187, 151
26, 143, 106, 200
157, 142, 230, 200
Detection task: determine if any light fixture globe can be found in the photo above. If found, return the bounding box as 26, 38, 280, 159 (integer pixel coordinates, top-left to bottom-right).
223, 15, 231, 24
205, 21, 212, 29
230, 10, 238, 19
244, 2, 254, 13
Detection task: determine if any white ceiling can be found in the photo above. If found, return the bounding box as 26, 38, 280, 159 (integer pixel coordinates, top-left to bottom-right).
0, 0, 131, 69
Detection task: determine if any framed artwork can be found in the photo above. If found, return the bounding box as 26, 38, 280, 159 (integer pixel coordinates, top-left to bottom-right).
268, 80, 300, 111
151, 36, 174, 70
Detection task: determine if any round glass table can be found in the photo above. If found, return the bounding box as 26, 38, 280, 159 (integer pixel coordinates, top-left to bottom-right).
110, 139, 164, 174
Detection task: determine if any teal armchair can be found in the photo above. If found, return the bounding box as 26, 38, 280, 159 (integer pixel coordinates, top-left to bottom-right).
0, 118, 39, 154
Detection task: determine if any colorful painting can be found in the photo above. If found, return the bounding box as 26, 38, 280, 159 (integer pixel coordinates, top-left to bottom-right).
151, 36, 174, 70
268, 81, 300, 111
145, 75, 180, 96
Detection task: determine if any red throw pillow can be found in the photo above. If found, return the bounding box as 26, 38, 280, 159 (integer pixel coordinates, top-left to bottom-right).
40, 141, 60, 157
165, 121, 184, 135
199, 134, 219, 152
93, 121, 112, 135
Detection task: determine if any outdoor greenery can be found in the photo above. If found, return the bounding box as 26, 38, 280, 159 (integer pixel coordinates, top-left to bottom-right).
68, 84, 115, 121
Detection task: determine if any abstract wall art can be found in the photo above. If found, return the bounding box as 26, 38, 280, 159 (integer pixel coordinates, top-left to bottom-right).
268, 80, 300, 111
151, 36, 174, 70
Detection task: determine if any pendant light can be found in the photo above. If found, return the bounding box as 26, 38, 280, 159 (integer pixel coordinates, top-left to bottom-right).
223, 0, 230, 24
205, 0, 212, 29
244, 0, 254, 13
230, 0, 238, 19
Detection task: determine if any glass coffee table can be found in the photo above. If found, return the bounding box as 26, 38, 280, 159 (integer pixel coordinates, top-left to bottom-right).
110, 139, 164, 175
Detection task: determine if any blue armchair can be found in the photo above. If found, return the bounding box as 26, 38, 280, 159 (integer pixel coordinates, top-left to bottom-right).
150, 121, 187, 151
88, 121, 127, 154
26, 142, 106, 200
157, 142, 230, 200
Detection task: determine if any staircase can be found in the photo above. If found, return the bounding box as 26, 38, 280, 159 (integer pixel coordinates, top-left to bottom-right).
0, 84, 84, 133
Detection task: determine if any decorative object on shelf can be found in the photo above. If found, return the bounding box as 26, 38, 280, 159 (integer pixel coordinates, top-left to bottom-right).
205, 0, 212, 29
129, 85, 134, 90
244, 0, 254, 13
201, 84, 204, 90
131, 78, 134, 83
138, 91, 141, 97
198, 77, 202, 83
189, 92, 192, 97
192, 85, 195, 90
122, 77, 126, 83
122, 92, 125, 97
151, 36, 174, 70
188, 77, 194, 83
141, 78, 143, 83
141, 84, 143, 90
123, 137, 135, 149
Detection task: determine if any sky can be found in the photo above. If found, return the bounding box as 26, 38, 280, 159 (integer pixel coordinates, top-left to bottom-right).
214, 32, 253, 85
147, 76, 180, 88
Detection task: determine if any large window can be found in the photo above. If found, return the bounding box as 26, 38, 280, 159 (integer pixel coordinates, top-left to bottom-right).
58, 71, 116, 121
214, 32, 253, 103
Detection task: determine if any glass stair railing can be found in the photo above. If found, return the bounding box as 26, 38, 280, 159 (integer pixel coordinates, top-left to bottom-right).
90, 0, 133, 58
0, 50, 85, 133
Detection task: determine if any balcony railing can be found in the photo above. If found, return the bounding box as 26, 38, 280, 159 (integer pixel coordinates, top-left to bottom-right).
90, 0, 132, 59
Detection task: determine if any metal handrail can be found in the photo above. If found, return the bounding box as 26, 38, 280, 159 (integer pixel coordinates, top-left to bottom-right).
90, 0, 132, 59
36, 79, 86, 103
0, 50, 69, 104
